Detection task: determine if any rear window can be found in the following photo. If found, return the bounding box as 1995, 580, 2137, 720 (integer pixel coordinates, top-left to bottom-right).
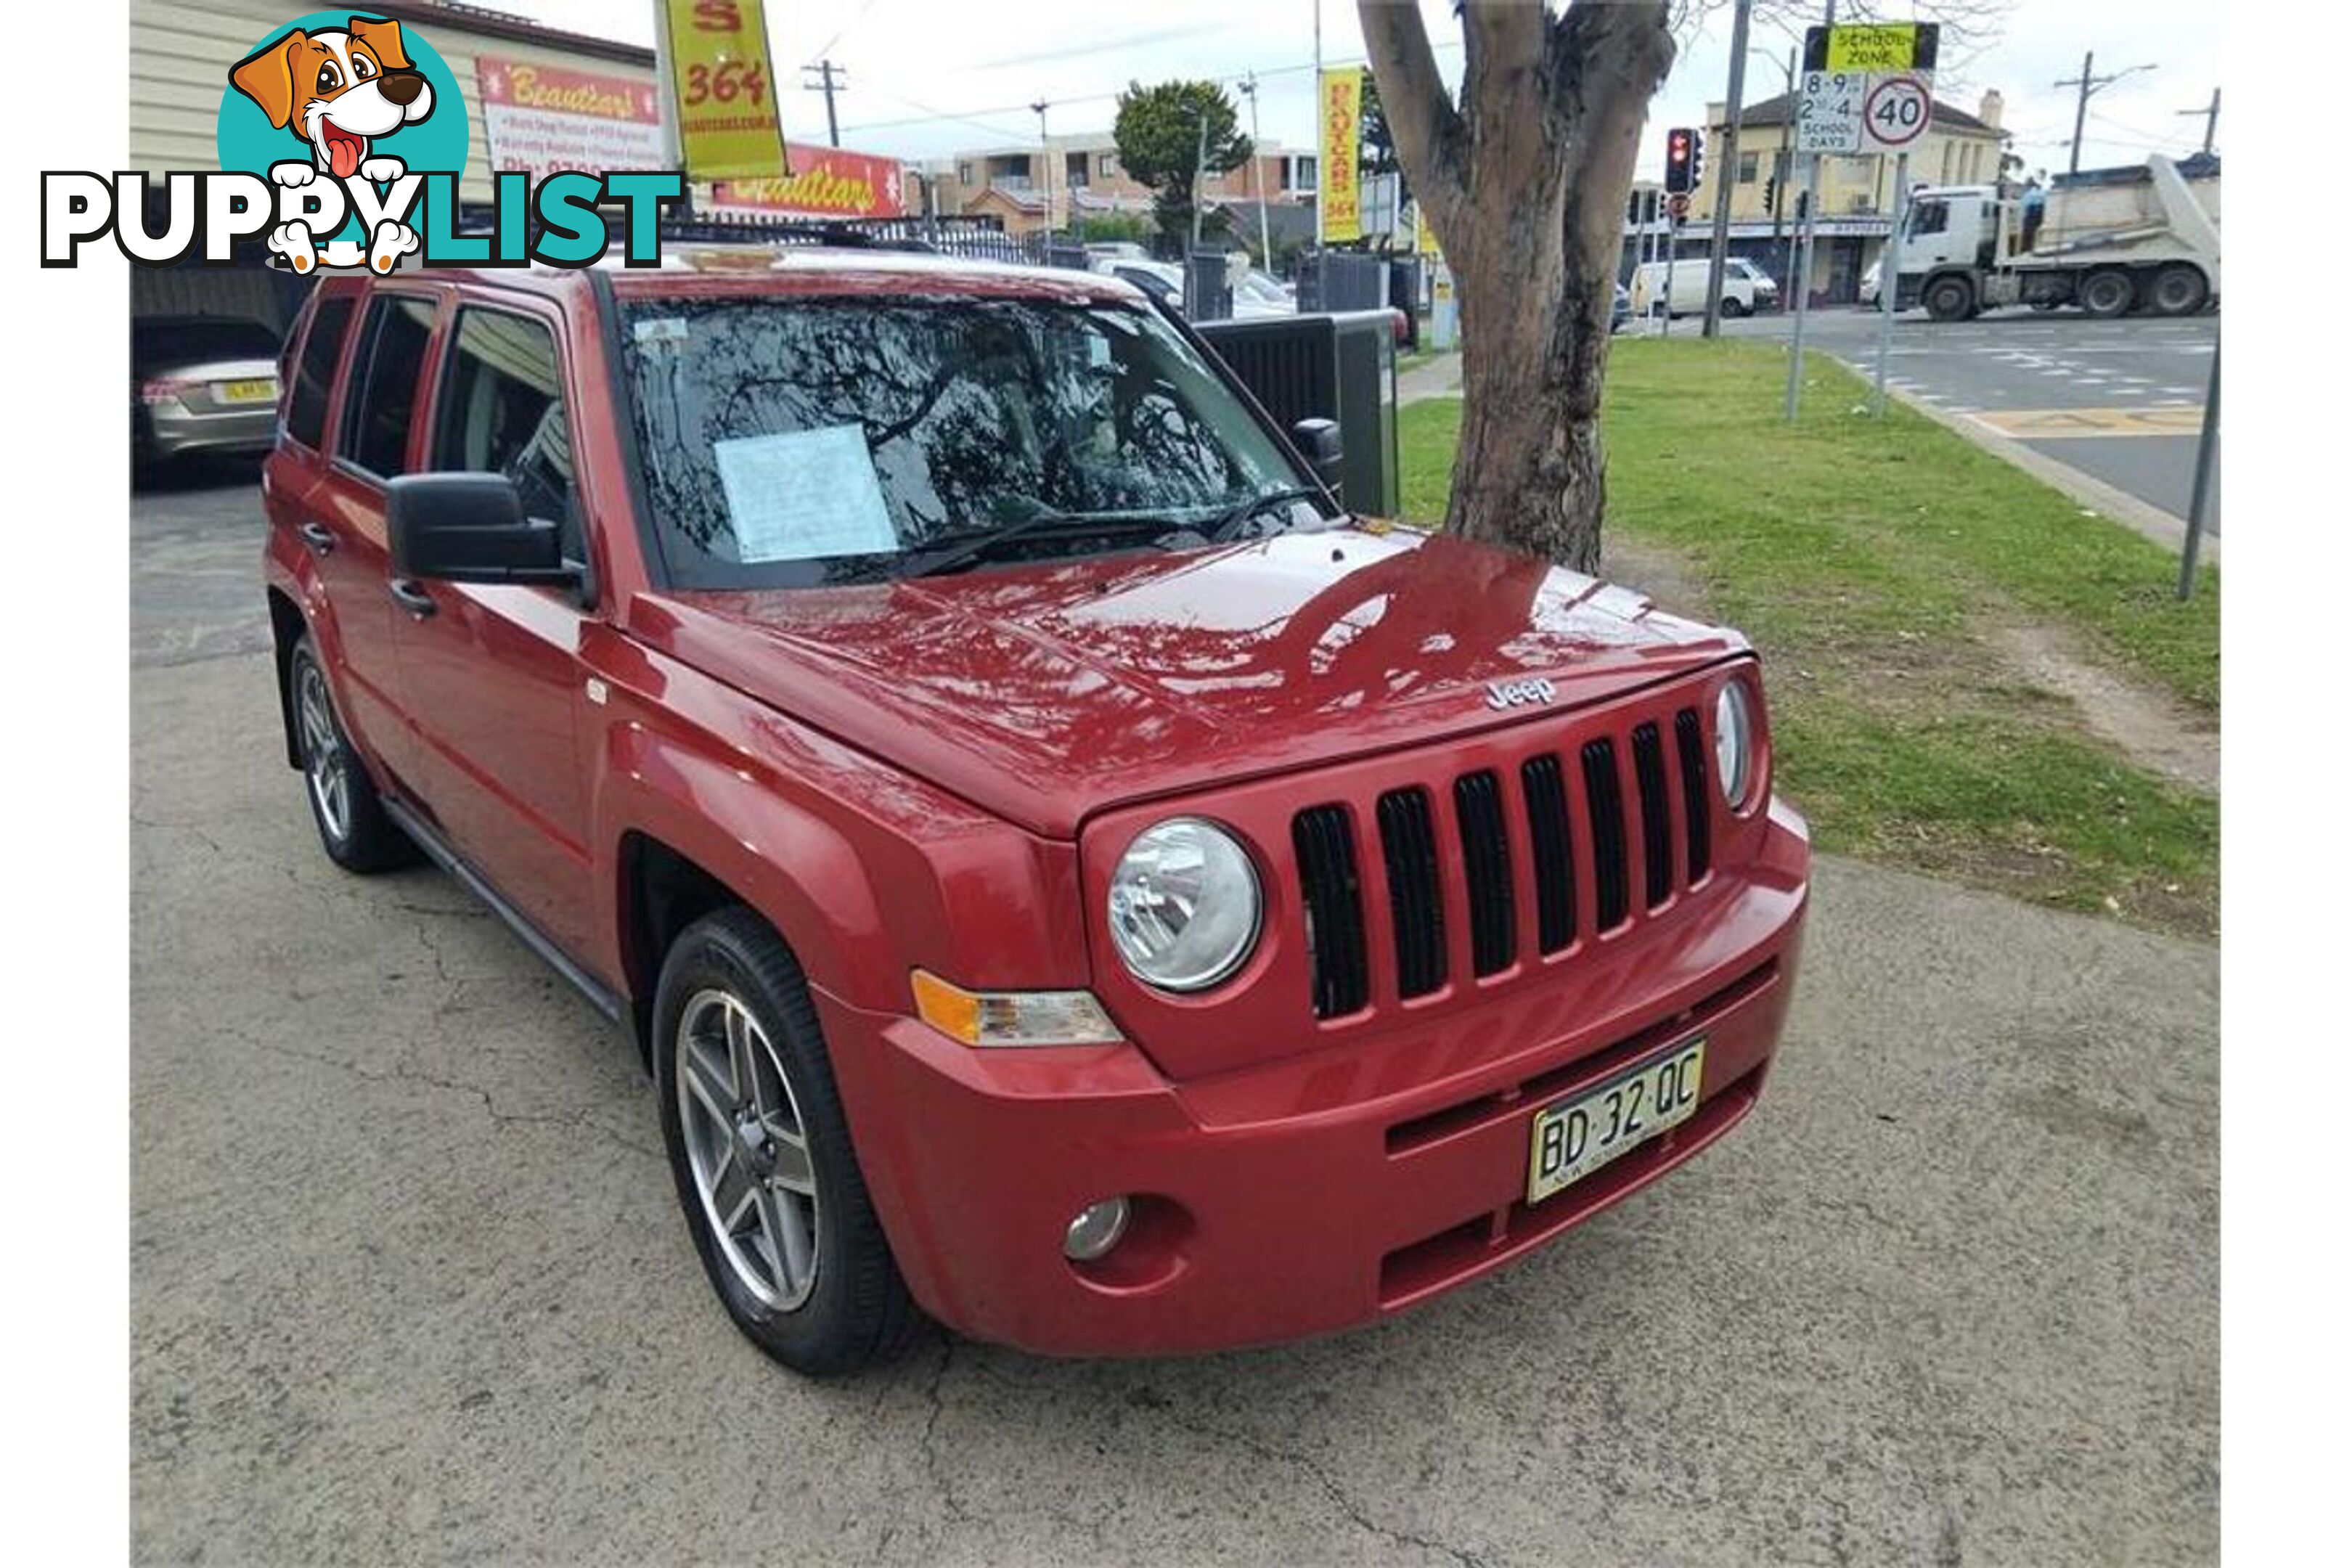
287, 296, 356, 451
131, 318, 280, 372
340, 295, 438, 478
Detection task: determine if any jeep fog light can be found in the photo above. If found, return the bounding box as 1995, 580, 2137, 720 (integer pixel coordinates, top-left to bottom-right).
1107, 817, 1262, 992
910, 970, 1122, 1047
1063, 1196, 1131, 1261
1715, 681, 1755, 808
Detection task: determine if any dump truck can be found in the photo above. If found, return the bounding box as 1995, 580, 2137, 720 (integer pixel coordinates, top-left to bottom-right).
1893, 152, 2220, 319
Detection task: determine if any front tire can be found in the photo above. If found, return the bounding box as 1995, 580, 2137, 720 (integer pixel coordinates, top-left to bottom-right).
1924, 275, 1974, 321
288, 634, 415, 873
653, 908, 918, 1376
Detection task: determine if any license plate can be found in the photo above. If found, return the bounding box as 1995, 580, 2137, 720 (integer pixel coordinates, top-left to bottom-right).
1527, 1037, 1707, 1204
216, 378, 276, 403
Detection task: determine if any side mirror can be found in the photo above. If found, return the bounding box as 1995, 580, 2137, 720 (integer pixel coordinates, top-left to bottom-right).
1291, 417, 1344, 494
387, 473, 571, 585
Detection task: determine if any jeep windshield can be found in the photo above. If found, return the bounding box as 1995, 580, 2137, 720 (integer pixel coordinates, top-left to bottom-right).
616, 293, 1331, 589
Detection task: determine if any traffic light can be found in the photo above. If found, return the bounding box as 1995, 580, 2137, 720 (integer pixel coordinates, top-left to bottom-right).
1664, 126, 1697, 195
1763, 173, 1778, 214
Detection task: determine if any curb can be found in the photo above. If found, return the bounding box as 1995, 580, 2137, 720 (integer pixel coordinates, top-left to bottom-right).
1877, 380, 2217, 563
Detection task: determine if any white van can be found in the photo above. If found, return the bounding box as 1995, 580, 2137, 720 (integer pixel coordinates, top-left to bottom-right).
1630, 256, 1780, 319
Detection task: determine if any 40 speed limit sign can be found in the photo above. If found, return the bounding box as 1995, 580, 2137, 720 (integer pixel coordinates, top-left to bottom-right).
1862, 74, 1932, 150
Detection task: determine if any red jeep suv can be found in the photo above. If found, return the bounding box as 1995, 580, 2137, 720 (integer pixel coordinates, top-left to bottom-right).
261, 246, 1810, 1374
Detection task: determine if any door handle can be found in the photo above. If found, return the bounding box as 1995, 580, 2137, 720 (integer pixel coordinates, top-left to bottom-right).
388, 578, 438, 618
297, 520, 336, 555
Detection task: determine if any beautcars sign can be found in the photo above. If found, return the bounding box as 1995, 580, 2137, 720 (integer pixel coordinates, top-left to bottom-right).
476, 56, 665, 182
708, 144, 910, 221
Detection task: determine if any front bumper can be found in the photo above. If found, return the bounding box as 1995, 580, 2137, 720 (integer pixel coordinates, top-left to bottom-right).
822, 799, 1810, 1357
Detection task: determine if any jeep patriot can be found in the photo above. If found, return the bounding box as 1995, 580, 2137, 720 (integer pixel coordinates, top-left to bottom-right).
262, 245, 1810, 1374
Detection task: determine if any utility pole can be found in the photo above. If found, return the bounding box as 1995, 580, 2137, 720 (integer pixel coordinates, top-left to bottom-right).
1784, 0, 1835, 422
2056, 52, 2159, 175
1702, 0, 1755, 338
2178, 87, 2219, 155
802, 60, 844, 148
1191, 110, 1210, 252
1312, 0, 1325, 250
1032, 99, 1053, 243
1241, 73, 1272, 271
1775, 45, 1795, 295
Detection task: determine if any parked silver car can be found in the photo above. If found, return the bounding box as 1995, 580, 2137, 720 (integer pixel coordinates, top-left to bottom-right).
133, 316, 283, 469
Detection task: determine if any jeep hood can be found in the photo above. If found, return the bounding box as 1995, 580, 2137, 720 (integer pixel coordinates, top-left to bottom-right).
634, 528, 1745, 838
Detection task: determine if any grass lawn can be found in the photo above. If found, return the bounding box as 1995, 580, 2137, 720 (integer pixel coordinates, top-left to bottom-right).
1397, 338, 2219, 935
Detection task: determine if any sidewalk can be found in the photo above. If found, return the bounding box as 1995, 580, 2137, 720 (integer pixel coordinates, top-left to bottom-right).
1396, 350, 1462, 404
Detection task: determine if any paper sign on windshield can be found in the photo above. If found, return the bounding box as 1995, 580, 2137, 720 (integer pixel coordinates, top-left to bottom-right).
714, 426, 897, 563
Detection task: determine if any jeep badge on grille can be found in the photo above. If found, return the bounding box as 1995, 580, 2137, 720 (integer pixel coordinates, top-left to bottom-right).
1485, 678, 1558, 711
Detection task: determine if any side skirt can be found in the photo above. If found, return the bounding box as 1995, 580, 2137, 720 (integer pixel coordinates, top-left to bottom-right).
380, 797, 626, 1024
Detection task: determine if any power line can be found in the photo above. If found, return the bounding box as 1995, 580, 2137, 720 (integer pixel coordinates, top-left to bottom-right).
2176, 87, 2218, 155
805, 0, 884, 67
833, 40, 1461, 140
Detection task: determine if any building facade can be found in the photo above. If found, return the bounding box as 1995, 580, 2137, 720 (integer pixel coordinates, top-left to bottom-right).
1677, 88, 2012, 304
926, 133, 1315, 240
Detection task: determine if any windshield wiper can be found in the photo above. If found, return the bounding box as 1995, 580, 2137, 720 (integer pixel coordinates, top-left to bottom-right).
897, 510, 1179, 580
1205, 485, 1327, 544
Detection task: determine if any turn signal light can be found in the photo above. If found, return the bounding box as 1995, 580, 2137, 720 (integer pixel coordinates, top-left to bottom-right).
910, 970, 1122, 1048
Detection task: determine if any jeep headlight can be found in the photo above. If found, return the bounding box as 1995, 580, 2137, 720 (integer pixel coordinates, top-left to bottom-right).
1107, 817, 1262, 992
1715, 681, 1755, 807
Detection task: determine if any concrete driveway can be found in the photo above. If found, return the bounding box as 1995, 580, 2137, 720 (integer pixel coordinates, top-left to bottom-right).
131, 475, 2216, 1566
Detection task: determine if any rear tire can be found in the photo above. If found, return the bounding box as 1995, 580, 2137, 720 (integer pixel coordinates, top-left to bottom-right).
288, 635, 415, 873
653, 907, 920, 1376
1924, 275, 1974, 321
2079, 269, 2135, 319
2147, 264, 2209, 317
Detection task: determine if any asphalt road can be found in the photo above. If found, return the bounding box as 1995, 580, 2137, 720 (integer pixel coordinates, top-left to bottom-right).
131, 472, 2218, 1566
1723, 309, 2221, 532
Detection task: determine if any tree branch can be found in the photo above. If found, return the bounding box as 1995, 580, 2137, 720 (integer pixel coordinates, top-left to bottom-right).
1357, 1, 1469, 237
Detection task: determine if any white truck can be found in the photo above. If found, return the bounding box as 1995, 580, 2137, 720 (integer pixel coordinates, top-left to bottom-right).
1893, 152, 2219, 320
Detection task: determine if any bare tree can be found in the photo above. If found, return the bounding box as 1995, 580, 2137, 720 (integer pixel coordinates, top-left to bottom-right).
1361, 1, 1675, 573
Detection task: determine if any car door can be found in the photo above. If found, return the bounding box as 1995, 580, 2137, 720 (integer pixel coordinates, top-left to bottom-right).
389, 297, 599, 963
311, 286, 446, 791
271, 287, 416, 783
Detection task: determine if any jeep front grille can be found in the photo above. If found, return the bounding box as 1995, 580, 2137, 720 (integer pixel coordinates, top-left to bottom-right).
1293, 701, 1717, 1021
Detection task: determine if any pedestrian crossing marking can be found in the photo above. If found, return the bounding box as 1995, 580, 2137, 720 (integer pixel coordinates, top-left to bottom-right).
1968, 406, 2206, 440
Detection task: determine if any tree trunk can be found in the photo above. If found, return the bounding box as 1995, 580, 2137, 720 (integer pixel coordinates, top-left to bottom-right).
1360, 1, 1673, 576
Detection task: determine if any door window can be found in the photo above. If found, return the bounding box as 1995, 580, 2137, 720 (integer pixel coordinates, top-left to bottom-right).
429, 309, 578, 555
287, 295, 356, 450
341, 294, 438, 478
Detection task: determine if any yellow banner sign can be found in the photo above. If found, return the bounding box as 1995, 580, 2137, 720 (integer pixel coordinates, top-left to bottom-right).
1319, 68, 1362, 245
1825, 24, 1924, 72
662, 0, 790, 182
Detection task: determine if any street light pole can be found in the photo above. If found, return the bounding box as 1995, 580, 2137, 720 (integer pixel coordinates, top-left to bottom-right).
1702, 0, 1755, 338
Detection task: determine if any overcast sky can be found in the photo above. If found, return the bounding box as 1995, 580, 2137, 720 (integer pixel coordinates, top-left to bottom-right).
499, 1, 2221, 178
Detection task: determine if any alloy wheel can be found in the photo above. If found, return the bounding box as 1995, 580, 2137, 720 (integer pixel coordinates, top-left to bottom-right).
296, 660, 351, 843
674, 987, 822, 1310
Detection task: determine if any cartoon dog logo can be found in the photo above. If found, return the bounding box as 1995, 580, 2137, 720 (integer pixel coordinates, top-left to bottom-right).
229, 15, 435, 274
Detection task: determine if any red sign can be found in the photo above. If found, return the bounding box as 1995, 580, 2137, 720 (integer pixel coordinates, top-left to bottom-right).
709, 144, 909, 221
476, 57, 664, 181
